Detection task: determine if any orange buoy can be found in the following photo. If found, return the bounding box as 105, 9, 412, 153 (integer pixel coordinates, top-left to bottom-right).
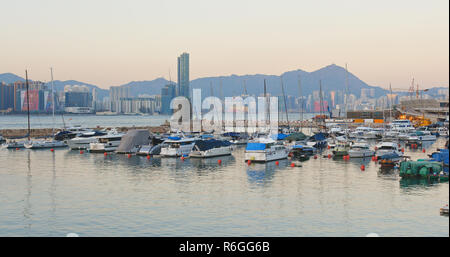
80, 150, 84, 154
50, 149, 54, 152
360, 164, 365, 171
181, 156, 185, 161
15, 148, 19, 150
401, 148, 405, 153
275, 161, 279, 165
247, 160, 251, 165
327, 145, 331, 149
314, 155, 318, 159
374, 156, 378, 161
146, 155, 150, 160
218, 159, 222, 165
104, 152, 107, 156
327, 154, 332, 159
422, 148, 426, 153
290, 163, 295, 167
127, 154, 132, 158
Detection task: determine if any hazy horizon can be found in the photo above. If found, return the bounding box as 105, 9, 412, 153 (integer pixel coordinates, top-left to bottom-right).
2, 0, 448, 90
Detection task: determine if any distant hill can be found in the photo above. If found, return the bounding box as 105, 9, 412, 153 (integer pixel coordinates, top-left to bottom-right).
2, 65, 448, 101
189, 64, 387, 98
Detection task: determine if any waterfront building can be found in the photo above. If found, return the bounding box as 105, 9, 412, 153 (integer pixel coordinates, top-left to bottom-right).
64, 85, 93, 113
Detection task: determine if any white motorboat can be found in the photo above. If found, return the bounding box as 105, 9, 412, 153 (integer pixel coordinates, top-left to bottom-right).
244, 137, 289, 162
67, 130, 108, 150
390, 119, 415, 133
88, 131, 125, 153
160, 137, 197, 157
375, 141, 403, 157
348, 142, 375, 158
189, 139, 233, 158
2, 140, 27, 149
24, 140, 67, 149
406, 131, 436, 143
349, 127, 372, 139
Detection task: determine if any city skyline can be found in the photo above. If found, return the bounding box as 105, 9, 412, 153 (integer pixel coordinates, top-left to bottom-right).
1, 0, 448, 90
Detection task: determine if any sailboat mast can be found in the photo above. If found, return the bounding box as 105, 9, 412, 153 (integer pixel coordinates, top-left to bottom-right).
298, 75, 303, 132
280, 77, 289, 127
319, 80, 324, 133
345, 63, 349, 135
50, 67, 55, 137
25, 70, 31, 142
389, 83, 393, 123
264, 79, 269, 124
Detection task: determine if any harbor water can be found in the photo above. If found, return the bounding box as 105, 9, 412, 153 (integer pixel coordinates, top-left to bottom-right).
0, 135, 448, 236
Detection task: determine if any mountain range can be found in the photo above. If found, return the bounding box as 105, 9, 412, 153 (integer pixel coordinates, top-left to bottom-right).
1, 64, 447, 100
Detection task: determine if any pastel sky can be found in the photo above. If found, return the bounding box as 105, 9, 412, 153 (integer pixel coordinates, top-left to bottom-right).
1, 0, 448, 90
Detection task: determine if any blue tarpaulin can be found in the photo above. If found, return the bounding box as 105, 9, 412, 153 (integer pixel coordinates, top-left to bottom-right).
270, 133, 288, 140
168, 136, 181, 140
246, 143, 267, 151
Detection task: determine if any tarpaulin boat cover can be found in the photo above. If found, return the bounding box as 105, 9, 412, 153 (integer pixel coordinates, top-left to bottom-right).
311, 132, 326, 141
270, 133, 288, 140
168, 136, 181, 140
194, 139, 231, 151
378, 152, 400, 160
116, 129, 150, 153
285, 132, 307, 141
245, 142, 267, 151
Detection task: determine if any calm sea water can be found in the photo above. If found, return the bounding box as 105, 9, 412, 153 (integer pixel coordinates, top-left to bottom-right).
0, 137, 448, 237
0, 113, 316, 130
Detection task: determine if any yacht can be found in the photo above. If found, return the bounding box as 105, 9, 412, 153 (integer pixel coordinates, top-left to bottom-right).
349, 127, 372, 139
24, 140, 67, 149
375, 141, 403, 157
88, 131, 125, 153
332, 141, 351, 156
406, 131, 436, 143
2, 140, 27, 149
160, 137, 197, 157
189, 139, 233, 158
348, 142, 375, 158
244, 137, 289, 162
67, 130, 108, 150
390, 119, 415, 133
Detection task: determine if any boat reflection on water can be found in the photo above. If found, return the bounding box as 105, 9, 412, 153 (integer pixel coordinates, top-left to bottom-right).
399, 177, 441, 188
189, 155, 235, 170
246, 159, 290, 186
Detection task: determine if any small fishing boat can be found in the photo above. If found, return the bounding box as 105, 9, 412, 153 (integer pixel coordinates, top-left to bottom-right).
332, 141, 350, 156
441, 204, 449, 215
88, 131, 125, 153
244, 137, 289, 162
290, 145, 311, 161
160, 137, 197, 157
189, 139, 233, 158
24, 140, 67, 149
406, 131, 436, 144
375, 141, 403, 157
348, 142, 375, 158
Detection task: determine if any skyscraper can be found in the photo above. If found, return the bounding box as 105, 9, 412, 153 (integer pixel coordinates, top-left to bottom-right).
177, 52, 190, 98
161, 83, 176, 114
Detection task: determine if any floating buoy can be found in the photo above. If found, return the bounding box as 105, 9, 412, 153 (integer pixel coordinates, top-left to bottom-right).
275, 161, 279, 165
290, 163, 295, 167
327, 154, 332, 159
327, 145, 331, 149
398, 143, 401, 147
374, 156, 378, 161
314, 155, 318, 159
104, 152, 107, 156
401, 148, 405, 153
218, 159, 222, 165
50, 149, 54, 152
80, 150, 84, 154
360, 164, 365, 171
15, 148, 19, 150
180, 156, 185, 161
422, 148, 426, 153
247, 160, 251, 165
127, 154, 131, 158
146, 155, 150, 160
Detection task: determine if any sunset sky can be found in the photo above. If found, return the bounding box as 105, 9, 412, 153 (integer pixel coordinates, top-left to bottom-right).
1, 0, 448, 89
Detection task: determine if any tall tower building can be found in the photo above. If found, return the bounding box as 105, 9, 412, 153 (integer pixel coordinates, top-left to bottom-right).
177, 52, 190, 98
